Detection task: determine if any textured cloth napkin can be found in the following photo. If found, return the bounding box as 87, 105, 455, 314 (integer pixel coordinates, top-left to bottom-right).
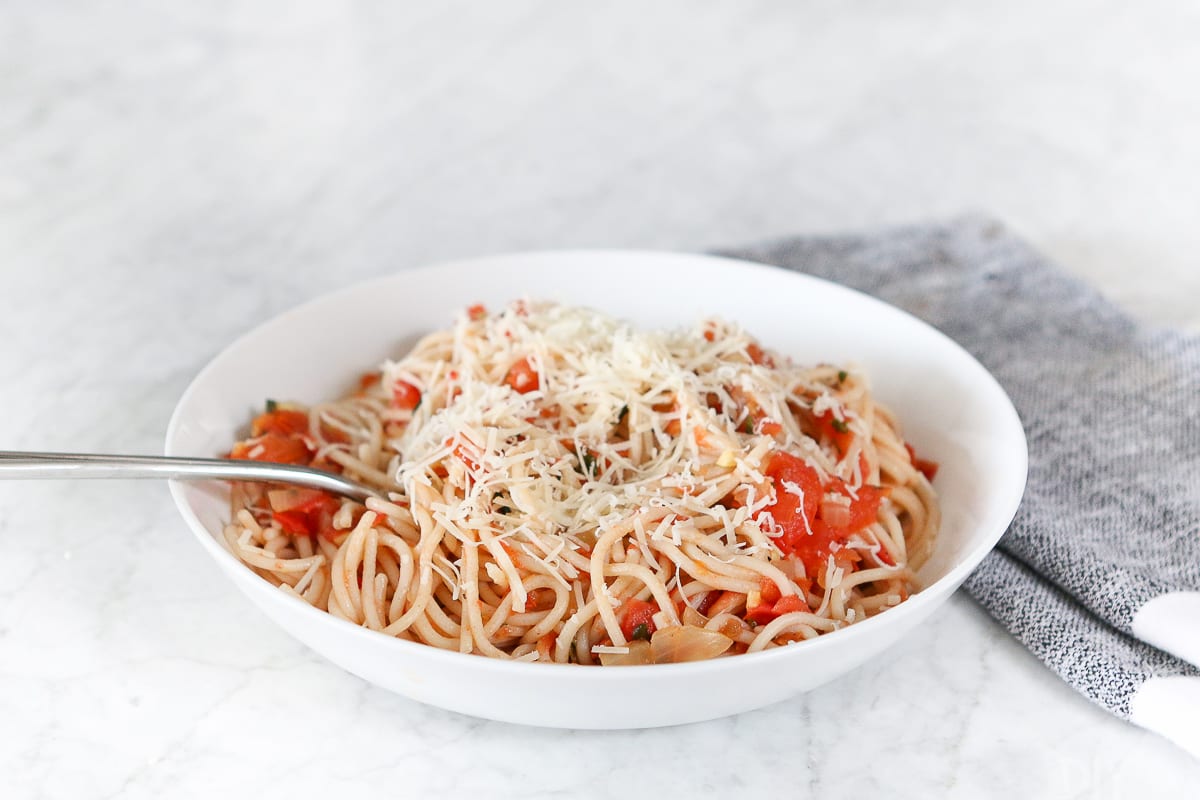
721, 217, 1200, 758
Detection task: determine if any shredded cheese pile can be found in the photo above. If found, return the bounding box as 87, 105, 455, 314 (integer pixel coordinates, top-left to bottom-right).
386, 303, 849, 588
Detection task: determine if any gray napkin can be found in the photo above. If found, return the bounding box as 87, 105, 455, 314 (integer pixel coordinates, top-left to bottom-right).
721, 217, 1200, 756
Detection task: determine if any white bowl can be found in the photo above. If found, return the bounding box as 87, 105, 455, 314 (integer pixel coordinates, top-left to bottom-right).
166, 251, 1027, 729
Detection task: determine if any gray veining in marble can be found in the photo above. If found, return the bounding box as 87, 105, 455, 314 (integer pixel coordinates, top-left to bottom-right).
2, 1, 1199, 797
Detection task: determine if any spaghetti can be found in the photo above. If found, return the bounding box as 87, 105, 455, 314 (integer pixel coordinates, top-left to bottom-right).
223, 300, 939, 665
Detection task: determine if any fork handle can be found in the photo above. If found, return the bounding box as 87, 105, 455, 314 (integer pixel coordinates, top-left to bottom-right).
0, 451, 376, 501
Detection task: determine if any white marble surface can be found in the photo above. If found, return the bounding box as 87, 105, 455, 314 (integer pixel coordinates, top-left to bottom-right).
2, 1, 1198, 796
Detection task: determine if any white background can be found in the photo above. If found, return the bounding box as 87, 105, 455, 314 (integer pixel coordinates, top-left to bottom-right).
2, 1, 1198, 797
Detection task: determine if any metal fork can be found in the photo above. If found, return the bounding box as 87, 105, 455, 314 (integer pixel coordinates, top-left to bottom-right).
0, 451, 377, 501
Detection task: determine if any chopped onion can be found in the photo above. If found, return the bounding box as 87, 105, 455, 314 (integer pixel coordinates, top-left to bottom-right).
820, 497, 852, 528
650, 625, 734, 663
681, 604, 708, 628
717, 616, 744, 640
777, 555, 804, 580
597, 640, 652, 666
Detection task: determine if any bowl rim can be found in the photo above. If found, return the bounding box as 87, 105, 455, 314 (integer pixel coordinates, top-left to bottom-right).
165, 248, 1028, 679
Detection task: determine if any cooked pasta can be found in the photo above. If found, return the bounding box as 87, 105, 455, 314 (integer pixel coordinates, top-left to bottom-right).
223, 300, 939, 665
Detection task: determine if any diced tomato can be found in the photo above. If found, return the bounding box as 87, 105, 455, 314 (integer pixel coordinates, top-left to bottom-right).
619, 598, 659, 640
875, 545, 896, 566
251, 409, 309, 437
744, 603, 776, 625
813, 409, 855, 456
268, 487, 333, 514
844, 484, 886, 531
832, 546, 863, 571
745, 577, 783, 624
467, 303, 487, 321
315, 511, 342, 541
758, 575, 782, 606
269, 489, 340, 538
230, 432, 311, 465
359, 372, 381, 391
272, 510, 314, 536
761, 451, 887, 577
745, 591, 809, 625
761, 452, 822, 549
771, 594, 808, 616
799, 483, 885, 575
746, 343, 774, 367
756, 419, 783, 436
505, 358, 539, 394
392, 380, 422, 410
904, 442, 939, 481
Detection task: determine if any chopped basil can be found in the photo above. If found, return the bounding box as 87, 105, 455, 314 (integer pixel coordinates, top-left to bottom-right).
616, 404, 629, 424
497, 505, 512, 515
631, 623, 651, 641
831, 418, 850, 434
837, 370, 848, 384
580, 451, 597, 477
569, 641, 578, 664
265, 399, 278, 413
740, 416, 755, 434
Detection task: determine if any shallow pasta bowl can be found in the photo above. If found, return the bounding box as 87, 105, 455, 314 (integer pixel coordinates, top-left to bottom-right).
166, 250, 1027, 729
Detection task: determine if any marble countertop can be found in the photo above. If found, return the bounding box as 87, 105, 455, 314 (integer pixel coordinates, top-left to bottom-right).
2, 1, 1198, 796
